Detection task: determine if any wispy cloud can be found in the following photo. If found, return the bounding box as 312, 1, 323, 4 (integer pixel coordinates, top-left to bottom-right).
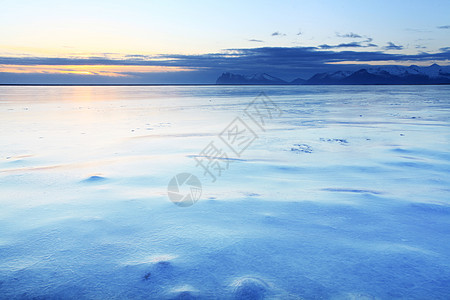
384, 42, 404, 50
325, 34, 377, 49
271, 31, 286, 37
437, 25, 450, 29
336, 32, 362, 38
319, 42, 363, 49
319, 41, 377, 49
248, 39, 264, 43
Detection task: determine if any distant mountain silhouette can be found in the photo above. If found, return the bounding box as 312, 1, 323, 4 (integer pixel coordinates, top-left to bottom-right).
289, 77, 306, 84
216, 64, 450, 85
216, 72, 287, 84
302, 71, 351, 85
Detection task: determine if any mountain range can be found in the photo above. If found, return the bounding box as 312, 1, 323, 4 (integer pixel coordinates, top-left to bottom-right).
216, 64, 450, 85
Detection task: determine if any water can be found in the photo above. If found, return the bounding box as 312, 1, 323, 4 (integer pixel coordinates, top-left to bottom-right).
1, 85, 449, 299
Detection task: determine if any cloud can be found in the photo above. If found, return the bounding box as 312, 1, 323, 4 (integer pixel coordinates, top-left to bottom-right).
384, 42, 404, 50
336, 32, 362, 38
319, 41, 377, 49
415, 45, 427, 49
319, 42, 363, 49
248, 39, 264, 43
296, 31, 302, 36
271, 31, 286, 37
320, 36, 377, 49
3, 47, 450, 69
437, 25, 450, 29
2, 46, 450, 83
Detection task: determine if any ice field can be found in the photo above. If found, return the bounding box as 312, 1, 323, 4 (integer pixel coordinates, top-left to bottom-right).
0, 85, 449, 299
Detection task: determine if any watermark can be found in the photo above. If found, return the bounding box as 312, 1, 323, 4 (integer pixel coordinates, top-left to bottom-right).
167, 92, 282, 206
218, 117, 258, 157
167, 173, 202, 207
244, 92, 283, 131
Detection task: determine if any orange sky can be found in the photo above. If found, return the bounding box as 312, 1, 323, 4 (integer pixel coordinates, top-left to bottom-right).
0, 64, 194, 77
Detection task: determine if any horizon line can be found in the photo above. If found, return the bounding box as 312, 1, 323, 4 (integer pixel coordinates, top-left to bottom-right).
1, 83, 450, 86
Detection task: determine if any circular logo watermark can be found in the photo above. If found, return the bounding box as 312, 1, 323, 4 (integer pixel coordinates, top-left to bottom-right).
167, 173, 202, 207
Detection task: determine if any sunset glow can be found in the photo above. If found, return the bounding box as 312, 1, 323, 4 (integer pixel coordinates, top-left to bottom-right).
0, 64, 194, 77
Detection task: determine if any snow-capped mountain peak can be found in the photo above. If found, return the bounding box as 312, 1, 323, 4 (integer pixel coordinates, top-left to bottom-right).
216, 72, 287, 84
245, 73, 280, 82
217, 64, 450, 85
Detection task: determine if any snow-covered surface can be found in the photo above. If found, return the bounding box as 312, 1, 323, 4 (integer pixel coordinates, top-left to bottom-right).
1, 85, 450, 299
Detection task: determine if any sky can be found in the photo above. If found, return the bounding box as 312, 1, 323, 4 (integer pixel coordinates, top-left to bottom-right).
1, 0, 450, 83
